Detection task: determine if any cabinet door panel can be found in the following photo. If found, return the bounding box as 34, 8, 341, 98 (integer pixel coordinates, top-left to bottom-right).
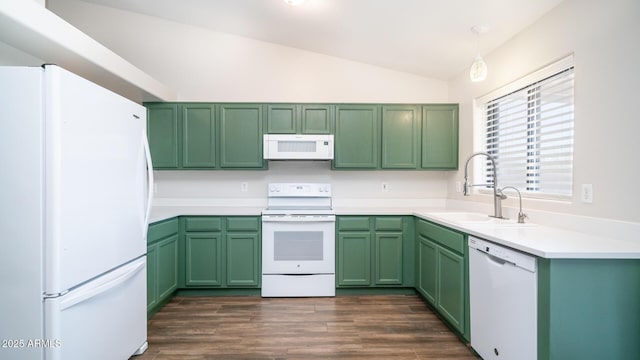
301, 105, 332, 134
219, 104, 264, 168
147, 104, 179, 168
226, 233, 260, 287
182, 104, 216, 168
157, 234, 178, 300
185, 233, 222, 286
381, 105, 420, 169
437, 246, 465, 333
334, 105, 379, 168
375, 232, 403, 285
146, 244, 158, 312
418, 236, 437, 305
337, 232, 371, 286
422, 105, 458, 169
266, 104, 297, 133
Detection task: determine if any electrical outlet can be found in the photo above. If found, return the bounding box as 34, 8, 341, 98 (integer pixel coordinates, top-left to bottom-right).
456, 181, 462, 193
240, 182, 248, 193
581, 184, 593, 203
382, 182, 389, 192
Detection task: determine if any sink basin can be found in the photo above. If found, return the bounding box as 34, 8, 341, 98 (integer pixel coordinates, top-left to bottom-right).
428, 212, 537, 227
429, 212, 493, 223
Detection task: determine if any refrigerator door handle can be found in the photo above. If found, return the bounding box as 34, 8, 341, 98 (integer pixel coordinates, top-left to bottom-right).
59, 258, 146, 311
143, 130, 154, 234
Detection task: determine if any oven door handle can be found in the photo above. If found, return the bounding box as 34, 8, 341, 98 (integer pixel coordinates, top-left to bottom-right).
262, 215, 336, 222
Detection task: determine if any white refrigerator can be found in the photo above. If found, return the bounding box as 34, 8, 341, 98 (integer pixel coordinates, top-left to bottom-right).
0, 65, 153, 360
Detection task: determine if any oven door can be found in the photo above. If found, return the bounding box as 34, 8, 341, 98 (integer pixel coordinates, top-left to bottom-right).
262, 214, 335, 274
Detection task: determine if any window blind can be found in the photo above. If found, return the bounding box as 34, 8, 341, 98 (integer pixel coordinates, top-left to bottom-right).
482, 67, 575, 199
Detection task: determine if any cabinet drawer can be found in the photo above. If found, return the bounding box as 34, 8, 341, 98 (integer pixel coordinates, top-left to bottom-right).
227, 217, 260, 232
337, 217, 370, 231
417, 220, 464, 254
374, 217, 403, 231
148, 218, 178, 243
184, 217, 223, 232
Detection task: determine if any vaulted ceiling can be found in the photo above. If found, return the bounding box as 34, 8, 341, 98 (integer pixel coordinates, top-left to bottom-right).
68, 0, 564, 80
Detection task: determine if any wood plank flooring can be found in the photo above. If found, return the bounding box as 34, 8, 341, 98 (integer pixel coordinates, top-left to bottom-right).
136, 295, 479, 360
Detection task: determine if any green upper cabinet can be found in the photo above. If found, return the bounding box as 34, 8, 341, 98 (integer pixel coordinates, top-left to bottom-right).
219, 104, 265, 169
421, 104, 459, 169
301, 105, 332, 134
334, 105, 379, 169
265, 104, 333, 134
182, 103, 216, 168
381, 105, 420, 169
266, 104, 298, 134
147, 103, 179, 169
146, 102, 458, 171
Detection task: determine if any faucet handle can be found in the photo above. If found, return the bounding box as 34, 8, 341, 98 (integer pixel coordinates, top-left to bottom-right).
518, 212, 528, 224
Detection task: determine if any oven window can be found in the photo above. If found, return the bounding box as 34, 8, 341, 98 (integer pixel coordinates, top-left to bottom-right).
273, 231, 323, 261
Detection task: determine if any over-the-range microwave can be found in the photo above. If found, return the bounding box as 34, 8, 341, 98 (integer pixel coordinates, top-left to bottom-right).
263, 134, 334, 160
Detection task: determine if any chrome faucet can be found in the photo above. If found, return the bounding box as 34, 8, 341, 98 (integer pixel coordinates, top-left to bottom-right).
463, 152, 507, 219
500, 186, 528, 223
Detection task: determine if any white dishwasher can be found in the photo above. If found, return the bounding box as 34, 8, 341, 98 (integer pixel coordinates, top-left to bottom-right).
468, 236, 537, 360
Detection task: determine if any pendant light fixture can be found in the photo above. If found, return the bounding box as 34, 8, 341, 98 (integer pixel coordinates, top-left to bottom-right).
469, 25, 489, 82
283, 0, 306, 6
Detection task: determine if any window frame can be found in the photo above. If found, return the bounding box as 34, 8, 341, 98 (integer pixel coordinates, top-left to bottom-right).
472, 54, 575, 201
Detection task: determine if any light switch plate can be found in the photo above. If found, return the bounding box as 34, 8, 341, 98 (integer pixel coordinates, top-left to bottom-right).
581, 184, 593, 203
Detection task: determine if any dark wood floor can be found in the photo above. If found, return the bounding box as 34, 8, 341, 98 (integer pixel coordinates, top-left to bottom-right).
136, 295, 479, 360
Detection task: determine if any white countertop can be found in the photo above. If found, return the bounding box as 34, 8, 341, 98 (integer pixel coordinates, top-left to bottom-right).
149, 204, 640, 259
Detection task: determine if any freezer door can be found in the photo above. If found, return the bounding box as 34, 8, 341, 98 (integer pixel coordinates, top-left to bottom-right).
44, 65, 151, 294
44, 257, 147, 360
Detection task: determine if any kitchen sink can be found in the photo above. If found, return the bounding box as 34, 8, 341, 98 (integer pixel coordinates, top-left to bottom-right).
428, 212, 537, 227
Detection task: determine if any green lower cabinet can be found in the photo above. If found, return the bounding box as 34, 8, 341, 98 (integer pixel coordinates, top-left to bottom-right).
147, 218, 179, 318
337, 216, 413, 288
417, 237, 437, 304
415, 219, 468, 340
226, 233, 260, 287
337, 232, 371, 286
435, 246, 464, 332
146, 244, 158, 311
185, 233, 222, 286
537, 258, 640, 360
180, 216, 261, 289
375, 232, 403, 285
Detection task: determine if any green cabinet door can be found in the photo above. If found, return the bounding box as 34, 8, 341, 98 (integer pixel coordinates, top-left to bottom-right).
337, 232, 371, 286
156, 234, 179, 300
437, 246, 465, 333
375, 232, 403, 285
334, 105, 379, 168
219, 104, 265, 168
185, 233, 222, 286
146, 244, 158, 312
381, 105, 420, 169
266, 104, 298, 133
147, 103, 179, 168
182, 103, 216, 168
226, 233, 260, 287
422, 105, 459, 169
418, 236, 437, 304
301, 105, 332, 134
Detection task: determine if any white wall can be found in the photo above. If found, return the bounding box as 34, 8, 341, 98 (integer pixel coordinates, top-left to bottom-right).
47, 0, 448, 103
448, 0, 640, 223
